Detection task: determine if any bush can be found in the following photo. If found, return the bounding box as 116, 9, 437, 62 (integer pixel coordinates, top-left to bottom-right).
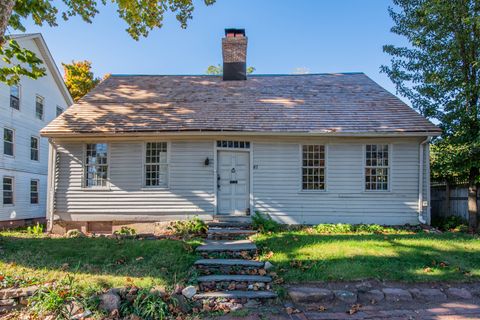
252, 212, 281, 233
168, 217, 208, 237
432, 216, 468, 232
314, 223, 397, 234
114, 226, 136, 236
27, 223, 44, 236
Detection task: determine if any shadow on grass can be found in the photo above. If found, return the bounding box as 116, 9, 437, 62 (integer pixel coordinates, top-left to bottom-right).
0, 235, 198, 288
254, 232, 480, 283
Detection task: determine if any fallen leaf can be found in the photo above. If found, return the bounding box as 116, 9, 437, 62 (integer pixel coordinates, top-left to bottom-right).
347, 304, 362, 315
264, 251, 274, 259
423, 267, 433, 273
135, 256, 144, 261
318, 306, 327, 312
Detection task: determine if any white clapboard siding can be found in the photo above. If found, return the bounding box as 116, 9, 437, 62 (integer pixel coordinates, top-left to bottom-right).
54, 141, 215, 221
252, 139, 422, 225
0, 36, 70, 222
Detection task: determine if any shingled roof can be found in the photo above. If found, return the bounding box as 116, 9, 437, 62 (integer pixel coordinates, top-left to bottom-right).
41, 73, 440, 137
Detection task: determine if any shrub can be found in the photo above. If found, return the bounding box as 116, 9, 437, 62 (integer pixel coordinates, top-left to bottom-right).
314, 223, 397, 234
27, 223, 44, 236
315, 223, 353, 234
168, 217, 208, 237
432, 216, 468, 232
114, 226, 137, 236
29, 275, 80, 319
120, 288, 175, 320
252, 212, 281, 233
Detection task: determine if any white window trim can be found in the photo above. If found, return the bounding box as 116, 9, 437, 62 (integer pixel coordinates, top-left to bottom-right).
82, 143, 111, 190
3, 127, 15, 158
31, 136, 40, 161
35, 94, 45, 120
2, 176, 15, 207
141, 141, 170, 190
30, 179, 40, 205
363, 144, 391, 192
299, 144, 328, 193
10, 84, 21, 111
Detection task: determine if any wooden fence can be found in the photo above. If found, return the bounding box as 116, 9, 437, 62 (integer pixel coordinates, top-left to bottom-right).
431, 182, 480, 221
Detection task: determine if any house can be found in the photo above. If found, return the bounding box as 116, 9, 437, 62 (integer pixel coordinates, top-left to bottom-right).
41, 29, 440, 234
0, 33, 73, 228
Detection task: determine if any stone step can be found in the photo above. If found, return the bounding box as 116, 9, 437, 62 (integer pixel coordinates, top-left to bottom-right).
207, 221, 252, 229
207, 228, 256, 239
197, 275, 272, 283
194, 259, 265, 268
194, 290, 277, 300
196, 240, 257, 253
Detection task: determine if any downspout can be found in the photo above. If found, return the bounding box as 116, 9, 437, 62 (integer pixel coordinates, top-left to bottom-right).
418, 137, 430, 224
46, 139, 57, 232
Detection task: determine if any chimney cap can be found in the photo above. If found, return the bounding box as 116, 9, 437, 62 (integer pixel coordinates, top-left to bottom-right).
225, 28, 245, 37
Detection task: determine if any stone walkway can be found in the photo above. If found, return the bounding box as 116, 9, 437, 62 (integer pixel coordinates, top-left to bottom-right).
193, 218, 277, 301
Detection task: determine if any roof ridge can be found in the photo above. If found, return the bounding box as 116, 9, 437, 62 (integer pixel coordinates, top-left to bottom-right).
109, 72, 365, 77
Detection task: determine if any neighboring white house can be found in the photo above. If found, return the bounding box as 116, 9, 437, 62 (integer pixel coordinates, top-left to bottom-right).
41, 29, 441, 234
0, 33, 73, 227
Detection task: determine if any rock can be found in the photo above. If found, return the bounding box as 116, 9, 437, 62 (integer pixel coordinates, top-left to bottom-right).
71, 310, 92, 320
264, 262, 274, 270
0, 285, 39, 299
173, 294, 191, 313
288, 287, 334, 304
150, 286, 166, 297
410, 288, 446, 301
98, 291, 121, 313
447, 288, 472, 300
65, 229, 85, 238
248, 284, 254, 290
383, 288, 412, 302
358, 289, 384, 303
65, 301, 82, 316
334, 290, 357, 304
0, 299, 15, 307
181, 286, 197, 299
355, 281, 374, 292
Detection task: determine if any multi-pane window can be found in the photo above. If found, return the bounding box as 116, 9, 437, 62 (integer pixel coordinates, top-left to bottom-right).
302, 145, 326, 190
3, 128, 14, 156
365, 144, 389, 191
217, 141, 250, 149
31, 136, 39, 161
30, 179, 39, 204
3, 177, 13, 205
35, 95, 44, 119
144, 142, 168, 187
56, 106, 64, 117
10, 85, 20, 110
84, 143, 108, 187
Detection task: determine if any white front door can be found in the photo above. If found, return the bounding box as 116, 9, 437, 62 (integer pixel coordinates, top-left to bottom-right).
217, 151, 250, 215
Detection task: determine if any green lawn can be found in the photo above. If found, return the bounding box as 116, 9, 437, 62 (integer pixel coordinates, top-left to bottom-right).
0, 231, 198, 290
254, 230, 480, 283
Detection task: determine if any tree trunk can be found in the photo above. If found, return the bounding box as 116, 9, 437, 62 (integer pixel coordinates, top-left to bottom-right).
0, 0, 15, 45
467, 167, 479, 233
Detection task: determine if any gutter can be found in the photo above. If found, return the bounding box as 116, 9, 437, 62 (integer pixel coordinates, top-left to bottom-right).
418, 137, 431, 224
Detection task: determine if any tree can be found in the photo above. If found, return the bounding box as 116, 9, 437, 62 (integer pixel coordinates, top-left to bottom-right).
1, 0, 216, 84
62, 60, 101, 102
382, 0, 480, 232
205, 64, 255, 75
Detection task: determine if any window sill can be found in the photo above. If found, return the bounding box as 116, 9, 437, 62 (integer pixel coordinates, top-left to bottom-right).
141, 187, 169, 191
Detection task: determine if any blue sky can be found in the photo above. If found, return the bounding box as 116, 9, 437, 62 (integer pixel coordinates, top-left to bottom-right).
21, 0, 406, 97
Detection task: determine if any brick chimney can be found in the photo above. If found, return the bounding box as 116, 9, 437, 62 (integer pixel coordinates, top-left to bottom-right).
222, 28, 247, 81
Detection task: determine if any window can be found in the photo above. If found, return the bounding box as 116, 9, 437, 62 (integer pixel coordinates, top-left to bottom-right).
3, 177, 13, 205
302, 145, 326, 190
30, 136, 39, 161
144, 142, 168, 187
35, 95, 44, 119
30, 179, 39, 204
217, 140, 250, 149
3, 128, 14, 156
56, 106, 64, 117
365, 144, 389, 191
10, 85, 20, 110
84, 144, 108, 187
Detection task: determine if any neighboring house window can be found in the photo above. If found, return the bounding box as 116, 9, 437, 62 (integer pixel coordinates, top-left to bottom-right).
365, 144, 389, 191
84, 143, 108, 187
35, 95, 44, 119
30, 179, 39, 204
3, 177, 14, 205
301, 145, 326, 191
10, 85, 20, 110
56, 106, 64, 117
31, 136, 39, 161
144, 142, 168, 187
3, 128, 14, 156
